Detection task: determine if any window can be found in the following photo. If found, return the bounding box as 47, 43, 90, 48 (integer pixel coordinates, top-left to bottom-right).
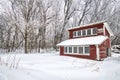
64, 46, 90, 55
78, 30, 81, 36
64, 47, 67, 53
93, 28, 97, 34
69, 47, 72, 53
85, 46, 90, 54
87, 29, 91, 35
73, 31, 77, 37
82, 30, 86, 36
74, 47, 77, 53
79, 47, 83, 54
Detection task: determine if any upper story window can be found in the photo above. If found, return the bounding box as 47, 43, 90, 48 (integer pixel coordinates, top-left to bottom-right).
73, 31, 77, 37
73, 27, 97, 38
78, 30, 81, 36
87, 29, 91, 35
82, 30, 86, 36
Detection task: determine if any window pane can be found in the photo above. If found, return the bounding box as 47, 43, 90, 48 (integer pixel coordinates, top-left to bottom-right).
82, 30, 86, 36
69, 47, 72, 53
79, 47, 83, 54
74, 47, 77, 53
73, 31, 77, 37
87, 29, 91, 35
64, 47, 67, 53
93, 28, 97, 34
78, 30, 81, 36
85, 46, 90, 54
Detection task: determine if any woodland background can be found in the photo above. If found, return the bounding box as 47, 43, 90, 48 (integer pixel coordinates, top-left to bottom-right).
0, 0, 120, 53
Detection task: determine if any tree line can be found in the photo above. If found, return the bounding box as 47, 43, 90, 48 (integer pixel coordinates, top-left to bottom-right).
0, 0, 120, 53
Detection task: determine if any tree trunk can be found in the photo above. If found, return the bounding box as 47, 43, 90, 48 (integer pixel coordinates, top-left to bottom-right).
24, 30, 28, 53
38, 40, 41, 53
41, 27, 46, 49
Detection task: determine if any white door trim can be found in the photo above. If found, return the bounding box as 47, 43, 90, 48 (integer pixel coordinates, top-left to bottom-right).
96, 45, 100, 60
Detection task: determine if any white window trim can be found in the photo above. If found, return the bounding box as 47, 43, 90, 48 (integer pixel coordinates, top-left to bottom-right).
96, 45, 100, 60
68, 46, 73, 54
85, 30, 87, 36
73, 31, 78, 37
78, 46, 83, 54
82, 30, 86, 36
64, 46, 90, 55
78, 30, 82, 37
73, 28, 98, 38
84, 46, 90, 54
91, 28, 93, 35
86, 29, 91, 36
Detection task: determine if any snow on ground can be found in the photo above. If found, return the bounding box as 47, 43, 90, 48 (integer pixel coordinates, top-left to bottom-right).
0, 52, 120, 80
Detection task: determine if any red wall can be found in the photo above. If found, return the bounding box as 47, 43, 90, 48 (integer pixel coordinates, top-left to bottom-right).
60, 45, 97, 60
60, 46, 64, 55
99, 41, 107, 58
99, 28, 111, 59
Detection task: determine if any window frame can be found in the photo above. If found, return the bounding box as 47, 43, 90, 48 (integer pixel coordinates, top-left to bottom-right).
78, 30, 81, 36
84, 46, 90, 54
73, 46, 77, 53
64, 46, 90, 55
69, 46, 72, 53
73, 31, 78, 37
78, 46, 83, 54
87, 29, 91, 36
64, 47, 68, 53
82, 30, 86, 36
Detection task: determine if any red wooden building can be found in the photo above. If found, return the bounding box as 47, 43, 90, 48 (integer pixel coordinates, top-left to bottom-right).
57, 21, 114, 60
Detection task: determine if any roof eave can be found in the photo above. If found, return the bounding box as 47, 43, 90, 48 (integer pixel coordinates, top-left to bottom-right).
67, 21, 106, 31
103, 22, 114, 37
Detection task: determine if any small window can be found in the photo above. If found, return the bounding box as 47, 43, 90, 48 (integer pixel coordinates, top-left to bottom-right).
78, 30, 81, 36
87, 29, 91, 35
73, 31, 77, 37
85, 46, 90, 54
69, 47, 72, 53
74, 47, 77, 53
64, 47, 67, 53
93, 28, 97, 34
79, 47, 83, 54
82, 30, 86, 36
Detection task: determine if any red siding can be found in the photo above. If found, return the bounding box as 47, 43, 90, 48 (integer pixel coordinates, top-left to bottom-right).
69, 31, 73, 39
99, 27, 111, 59
97, 25, 104, 36
60, 45, 97, 60
60, 46, 64, 55
105, 28, 110, 37
99, 39, 111, 59
99, 41, 107, 58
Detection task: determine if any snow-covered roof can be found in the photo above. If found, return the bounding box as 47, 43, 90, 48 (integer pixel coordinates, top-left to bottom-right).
67, 21, 114, 36
57, 36, 108, 46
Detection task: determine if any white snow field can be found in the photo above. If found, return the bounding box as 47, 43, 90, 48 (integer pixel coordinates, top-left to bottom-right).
0, 52, 120, 80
